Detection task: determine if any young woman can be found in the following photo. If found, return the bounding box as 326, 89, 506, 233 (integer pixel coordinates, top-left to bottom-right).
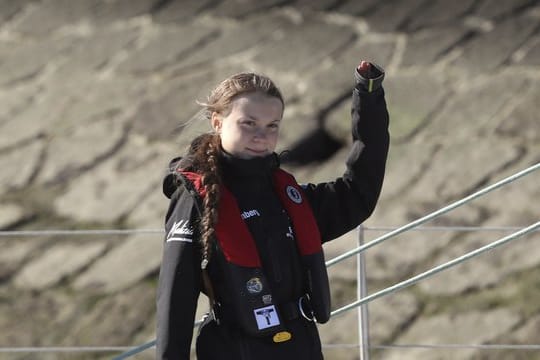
156, 61, 389, 359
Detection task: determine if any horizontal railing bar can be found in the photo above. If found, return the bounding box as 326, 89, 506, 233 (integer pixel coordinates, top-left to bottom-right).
112, 318, 204, 360
0, 226, 535, 238
4, 342, 540, 354
0, 346, 133, 353
331, 220, 540, 317
362, 226, 531, 232
0, 229, 164, 237
324, 343, 540, 350
112, 341, 155, 359
326, 162, 540, 268
370, 344, 540, 350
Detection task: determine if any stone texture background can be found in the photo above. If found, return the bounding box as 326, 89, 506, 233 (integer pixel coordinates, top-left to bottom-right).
0, 0, 539, 359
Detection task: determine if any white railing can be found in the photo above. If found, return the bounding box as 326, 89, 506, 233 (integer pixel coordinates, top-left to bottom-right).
0, 162, 538, 359
1, 225, 538, 359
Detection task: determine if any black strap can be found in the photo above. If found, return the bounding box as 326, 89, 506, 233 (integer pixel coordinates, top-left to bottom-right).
175, 172, 218, 311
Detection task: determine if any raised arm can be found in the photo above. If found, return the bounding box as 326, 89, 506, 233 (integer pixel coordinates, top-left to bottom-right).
303, 61, 390, 242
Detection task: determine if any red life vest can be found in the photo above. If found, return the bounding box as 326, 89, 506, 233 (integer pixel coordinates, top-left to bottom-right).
182, 168, 322, 267
179, 168, 331, 328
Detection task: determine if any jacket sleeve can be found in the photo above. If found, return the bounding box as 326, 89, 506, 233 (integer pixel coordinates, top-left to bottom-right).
303, 68, 390, 243
156, 185, 202, 360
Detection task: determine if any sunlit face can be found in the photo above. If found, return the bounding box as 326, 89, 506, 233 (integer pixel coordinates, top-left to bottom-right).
212, 92, 283, 159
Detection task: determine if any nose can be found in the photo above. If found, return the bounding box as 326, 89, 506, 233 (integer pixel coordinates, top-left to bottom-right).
253, 127, 268, 141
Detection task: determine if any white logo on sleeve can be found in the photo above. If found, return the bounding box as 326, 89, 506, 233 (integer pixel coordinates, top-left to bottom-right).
166, 220, 194, 243
253, 305, 280, 329
286, 226, 294, 240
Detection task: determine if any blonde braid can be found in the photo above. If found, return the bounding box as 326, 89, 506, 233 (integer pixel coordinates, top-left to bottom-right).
190, 133, 221, 269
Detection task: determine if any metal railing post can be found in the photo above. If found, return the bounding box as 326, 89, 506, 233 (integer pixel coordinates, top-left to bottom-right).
357, 225, 370, 360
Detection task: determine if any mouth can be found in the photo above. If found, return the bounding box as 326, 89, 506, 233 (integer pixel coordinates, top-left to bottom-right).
246, 148, 268, 156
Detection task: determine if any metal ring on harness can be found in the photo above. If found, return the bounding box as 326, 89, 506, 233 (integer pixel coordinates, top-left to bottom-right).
298, 294, 315, 322
210, 302, 222, 325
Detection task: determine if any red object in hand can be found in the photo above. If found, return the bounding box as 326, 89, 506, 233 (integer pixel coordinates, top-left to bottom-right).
357, 61, 370, 77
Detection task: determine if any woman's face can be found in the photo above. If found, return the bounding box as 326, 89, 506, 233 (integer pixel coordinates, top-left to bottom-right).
212, 92, 283, 159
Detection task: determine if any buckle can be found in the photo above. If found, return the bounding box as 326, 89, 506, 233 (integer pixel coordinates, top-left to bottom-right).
210, 302, 222, 325
298, 294, 315, 322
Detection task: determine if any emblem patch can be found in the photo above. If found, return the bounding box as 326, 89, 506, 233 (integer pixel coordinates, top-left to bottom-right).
253, 305, 280, 329
262, 294, 272, 305
286, 185, 302, 204
246, 277, 263, 294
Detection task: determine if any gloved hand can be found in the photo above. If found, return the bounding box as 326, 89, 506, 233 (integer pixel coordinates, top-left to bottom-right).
354, 61, 385, 93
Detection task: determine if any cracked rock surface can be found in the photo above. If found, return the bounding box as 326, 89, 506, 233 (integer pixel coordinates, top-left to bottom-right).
0, 1, 539, 359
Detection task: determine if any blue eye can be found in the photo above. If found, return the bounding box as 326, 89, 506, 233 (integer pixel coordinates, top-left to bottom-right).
242, 120, 256, 126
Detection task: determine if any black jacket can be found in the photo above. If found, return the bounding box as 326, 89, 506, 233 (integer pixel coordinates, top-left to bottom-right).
156, 72, 389, 359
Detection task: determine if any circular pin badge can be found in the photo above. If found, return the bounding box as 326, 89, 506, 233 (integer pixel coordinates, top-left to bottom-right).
286, 185, 302, 204
246, 277, 263, 294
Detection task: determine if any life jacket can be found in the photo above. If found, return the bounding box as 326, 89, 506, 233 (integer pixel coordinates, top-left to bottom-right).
179, 168, 331, 336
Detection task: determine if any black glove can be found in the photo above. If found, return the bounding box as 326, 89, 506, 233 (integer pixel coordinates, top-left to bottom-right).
354, 62, 385, 93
